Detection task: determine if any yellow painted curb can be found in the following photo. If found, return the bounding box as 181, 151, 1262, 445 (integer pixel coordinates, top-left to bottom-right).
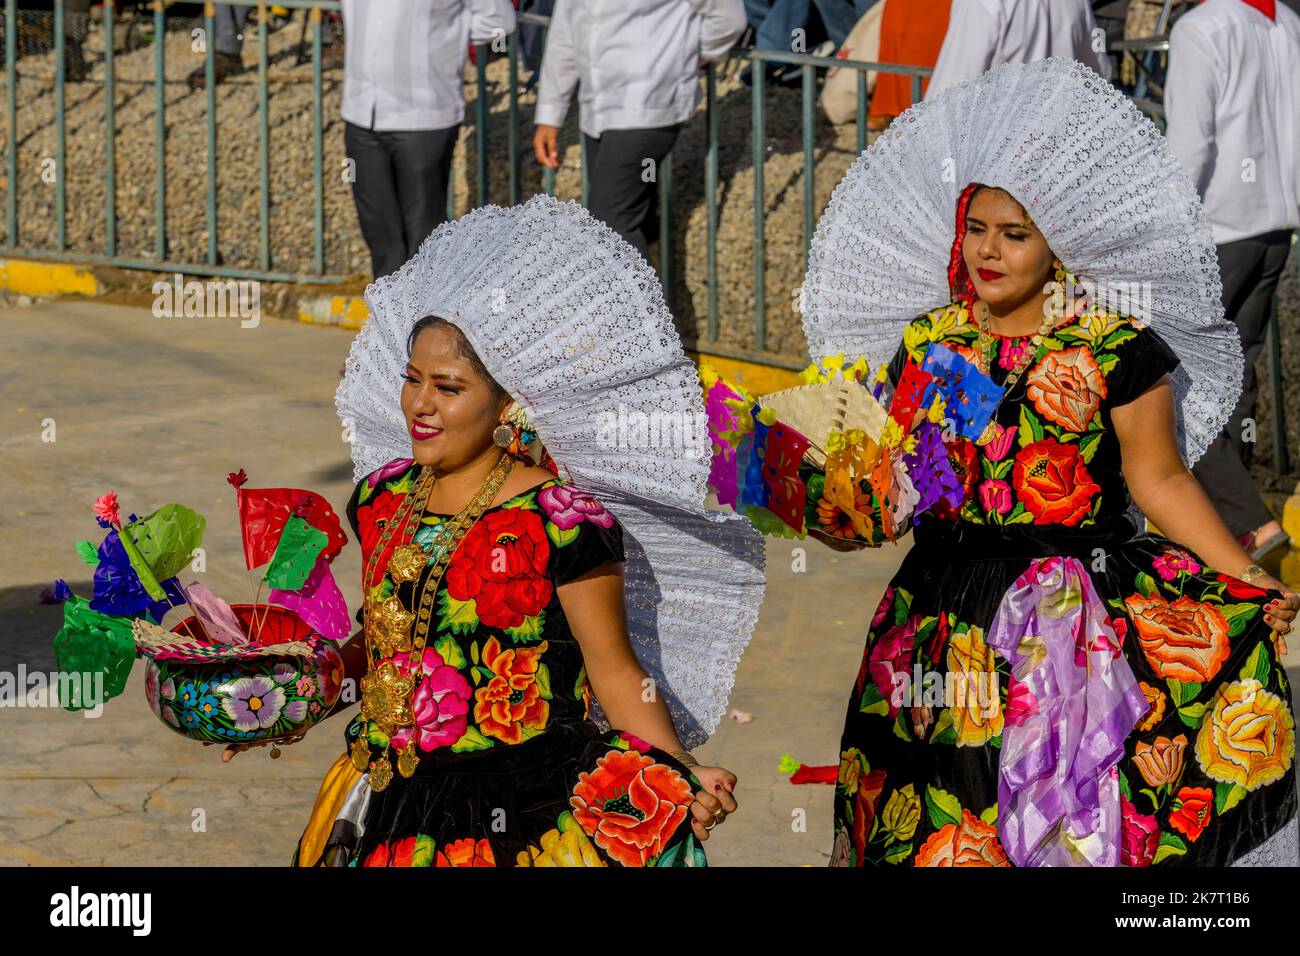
0, 258, 99, 297
1282, 493, 1300, 542
297, 294, 369, 331
685, 351, 803, 395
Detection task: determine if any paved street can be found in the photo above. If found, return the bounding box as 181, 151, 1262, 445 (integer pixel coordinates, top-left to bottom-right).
1, 298, 1295, 866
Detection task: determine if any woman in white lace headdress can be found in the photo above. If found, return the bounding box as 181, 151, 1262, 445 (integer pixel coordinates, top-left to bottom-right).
274, 195, 765, 867
801, 58, 1298, 867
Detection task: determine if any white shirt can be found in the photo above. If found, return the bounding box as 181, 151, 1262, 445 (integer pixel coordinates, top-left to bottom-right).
1165, 0, 1300, 244
340, 0, 516, 131
536, 0, 747, 137
925, 0, 1113, 99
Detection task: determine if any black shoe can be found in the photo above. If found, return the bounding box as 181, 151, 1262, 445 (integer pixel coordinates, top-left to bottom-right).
186, 51, 246, 92
64, 39, 89, 82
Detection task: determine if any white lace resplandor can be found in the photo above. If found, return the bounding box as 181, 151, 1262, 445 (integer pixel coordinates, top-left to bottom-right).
335, 195, 766, 749
801, 57, 1242, 471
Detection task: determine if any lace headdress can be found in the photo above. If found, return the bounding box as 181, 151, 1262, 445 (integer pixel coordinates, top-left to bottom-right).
335, 195, 766, 747
801, 57, 1242, 467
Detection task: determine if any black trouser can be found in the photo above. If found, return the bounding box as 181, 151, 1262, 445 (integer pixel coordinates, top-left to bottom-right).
1190, 227, 1295, 537
582, 123, 683, 259
343, 121, 459, 280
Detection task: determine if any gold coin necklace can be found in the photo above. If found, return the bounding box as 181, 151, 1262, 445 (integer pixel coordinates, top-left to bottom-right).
352, 452, 516, 791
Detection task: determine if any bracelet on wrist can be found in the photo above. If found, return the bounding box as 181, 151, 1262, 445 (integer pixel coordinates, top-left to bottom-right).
1239, 564, 1267, 584
669, 749, 700, 768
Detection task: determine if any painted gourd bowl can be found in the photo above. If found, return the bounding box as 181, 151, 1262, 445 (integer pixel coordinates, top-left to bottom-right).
143, 604, 344, 744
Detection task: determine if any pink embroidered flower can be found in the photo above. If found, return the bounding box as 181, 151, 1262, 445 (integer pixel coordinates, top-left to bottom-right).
868, 616, 920, 717
870, 586, 895, 631
979, 479, 1013, 515
295, 675, 316, 697
1121, 796, 1160, 867
998, 338, 1033, 371
1004, 675, 1039, 727
389, 647, 473, 753
368, 457, 415, 487
984, 424, 1018, 462
1152, 549, 1202, 581
539, 484, 616, 532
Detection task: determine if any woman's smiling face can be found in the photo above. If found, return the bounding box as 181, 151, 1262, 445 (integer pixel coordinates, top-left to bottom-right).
401, 322, 512, 471
961, 187, 1059, 312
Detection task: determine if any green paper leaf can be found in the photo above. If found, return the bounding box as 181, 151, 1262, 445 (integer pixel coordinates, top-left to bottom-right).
50, 596, 136, 710
123, 504, 207, 593
262, 514, 327, 590
75, 540, 99, 567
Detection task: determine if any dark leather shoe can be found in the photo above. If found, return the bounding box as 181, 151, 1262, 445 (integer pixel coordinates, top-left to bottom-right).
186, 51, 246, 92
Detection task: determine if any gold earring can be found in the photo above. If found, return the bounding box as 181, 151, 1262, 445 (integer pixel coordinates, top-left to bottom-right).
492, 421, 515, 448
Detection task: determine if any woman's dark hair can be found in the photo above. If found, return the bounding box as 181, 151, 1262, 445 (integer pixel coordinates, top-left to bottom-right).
407, 315, 510, 401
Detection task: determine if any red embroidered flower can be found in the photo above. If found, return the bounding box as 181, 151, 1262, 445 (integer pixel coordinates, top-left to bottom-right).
1168, 786, 1213, 843
1120, 796, 1160, 866
570, 749, 694, 866
1216, 573, 1269, 601
355, 489, 404, 571
1012, 438, 1100, 525
445, 508, 552, 629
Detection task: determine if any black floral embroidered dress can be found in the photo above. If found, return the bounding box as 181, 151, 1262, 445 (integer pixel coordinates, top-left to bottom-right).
828, 301, 1298, 867
317, 457, 706, 867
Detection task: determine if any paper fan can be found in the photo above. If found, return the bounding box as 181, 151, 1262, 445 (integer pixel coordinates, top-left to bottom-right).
801, 57, 1241, 468
336, 195, 767, 747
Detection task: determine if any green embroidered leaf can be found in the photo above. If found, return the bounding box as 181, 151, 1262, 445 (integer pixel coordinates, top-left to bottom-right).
988, 734, 1002, 749
475, 665, 494, 684
915, 616, 939, 642
1176, 701, 1209, 727
883, 842, 913, 864
859, 682, 890, 716
470, 640, 480, 665
654, 841, 682, 868
892, 712, 913, 742
1018, 404, 1044, 443
504, 493, 538, 511
931, 707, 955, 744
433, 635, 466, 669
924, 785, 962, 830
1135, 572, 1157, 598
1238, 642, 1269, 685
535, 663, 552, 700
979, 804, 998, 826
357, 480, 375, 506
573, 664, 588, 700
451, 726, 494, 752
1167, 679, 1202, 706
1213, 781, 1248, 815
1098, 354, 1120, 374
1006, 508, 1035, 525
546, 522, 580, 548
1119, 769, 1132, 800
1222, 602, 1261, 638
505, 612, 545, 644
1102, 327, 1137, 351
1152, 831, 1187, 864
437, 590, 479, 635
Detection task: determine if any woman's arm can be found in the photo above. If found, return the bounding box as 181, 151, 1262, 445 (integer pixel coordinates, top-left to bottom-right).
319, 627, 368, 723
558, 562, 738, 841
1114, 375, 1263, 578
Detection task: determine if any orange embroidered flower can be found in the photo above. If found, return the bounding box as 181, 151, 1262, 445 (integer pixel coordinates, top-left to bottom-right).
1126, 593, 1230, 683
361, 833, 435, 867
1012, 439, 1100, 526
1194, 680, 1295, 792
1132, 733, 1188, 787
1025, 346, 1106, 432
914, 809, 1010, 867
570, 749, 693, 866
1136, 681, 1167, 732
435, 837, 496, 866
473, 636, 549, 744
1168, 786, 1214, 843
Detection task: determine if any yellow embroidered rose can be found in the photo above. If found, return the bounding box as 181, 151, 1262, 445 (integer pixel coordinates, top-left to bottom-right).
838, 747, 863, 796
946, 625, 1004, 747
1194, 680, 1295, 792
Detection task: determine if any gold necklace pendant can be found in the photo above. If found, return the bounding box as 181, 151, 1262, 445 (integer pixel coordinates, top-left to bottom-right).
350, 735, 371, 773
370, 595, 414, 657
396, 742, 419, 778
387, 542, 427, 583
360, 659, 416, 732
975, 418, 999, 447
369, 752, 393, 792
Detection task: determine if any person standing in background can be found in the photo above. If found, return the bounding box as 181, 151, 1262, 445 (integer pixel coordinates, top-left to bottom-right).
341, 0, 517, 280
532, 0, 747, 259
924, 0, 1112, 99
186, 2, 342, 91
867, 0, 953, 129
1165, 0, 1300, 561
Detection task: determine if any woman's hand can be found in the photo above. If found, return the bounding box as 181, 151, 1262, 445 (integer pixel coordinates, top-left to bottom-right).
205, 730, 307, 763
686, 765, 738, 842
1254, 573, 1298, 653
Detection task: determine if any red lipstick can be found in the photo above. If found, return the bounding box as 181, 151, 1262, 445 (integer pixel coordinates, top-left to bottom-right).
977, 268, 1005, 281
410, 420, 442, 441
